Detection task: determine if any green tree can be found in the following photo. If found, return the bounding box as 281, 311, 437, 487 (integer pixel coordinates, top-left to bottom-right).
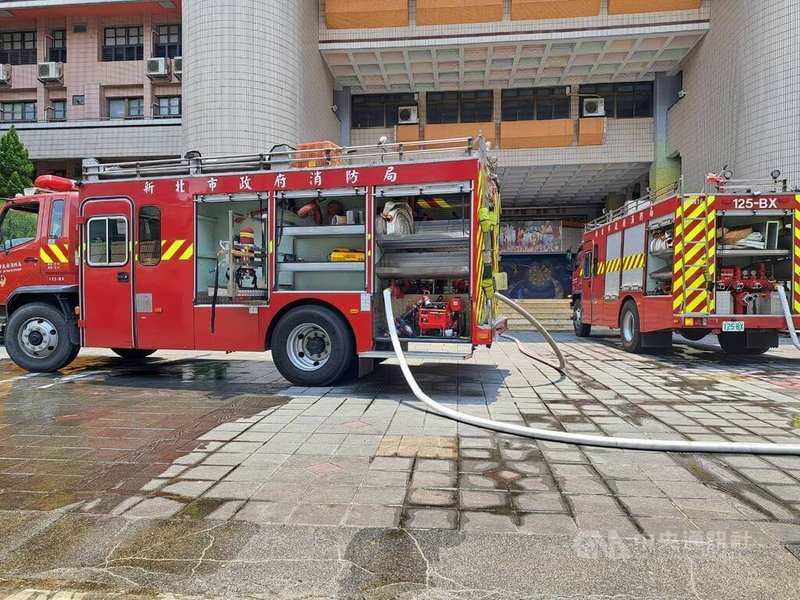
0, 126, 34, 199
0, 127, 36, 247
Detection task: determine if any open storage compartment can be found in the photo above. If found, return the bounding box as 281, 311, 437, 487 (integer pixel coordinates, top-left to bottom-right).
275, 189, 367, 292
372, 181, 474, 343
195, 193, 269, 305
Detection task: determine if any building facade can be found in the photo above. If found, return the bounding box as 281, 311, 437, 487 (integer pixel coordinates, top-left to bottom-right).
0, 0, 796, 220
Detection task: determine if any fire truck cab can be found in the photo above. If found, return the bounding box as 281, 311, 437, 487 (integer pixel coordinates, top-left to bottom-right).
572, 176, 800, 355
0, 136, 506, 385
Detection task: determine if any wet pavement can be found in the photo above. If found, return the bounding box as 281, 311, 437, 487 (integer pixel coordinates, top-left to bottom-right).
0, 336, 799, 598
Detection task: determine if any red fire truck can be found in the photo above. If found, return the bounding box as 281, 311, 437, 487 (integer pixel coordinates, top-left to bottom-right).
571, 174, 800, 354
0, 136, 506, 385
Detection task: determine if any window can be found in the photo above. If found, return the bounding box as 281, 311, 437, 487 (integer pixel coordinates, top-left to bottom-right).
49, 200, 64, 239
1, 101, 36, 122
352, 93, 416, 128
154, 24, 181, 58
102, 26, 143, 61
0, 31, 36, 65
582, 251, 593, 279
579, 82, 653, 118
49, 29, 67, 62
138, 206, 161, 266
108, 97, 144, 120
49, 99, 67, 121
87, 216, 128, 266
156, 96, 181, 117
426, 90, 492, 124
502, 87, 570, 121
0, 203, 39, 250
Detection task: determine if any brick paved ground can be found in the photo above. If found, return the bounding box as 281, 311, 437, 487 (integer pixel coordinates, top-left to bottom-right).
0, 334, 799, 597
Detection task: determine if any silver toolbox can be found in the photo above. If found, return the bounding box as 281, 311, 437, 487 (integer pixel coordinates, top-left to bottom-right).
715, 291, 733, 315
755, 292, 783, 316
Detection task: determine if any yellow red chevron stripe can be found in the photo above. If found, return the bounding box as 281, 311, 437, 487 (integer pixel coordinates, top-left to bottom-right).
159, 239, 194, 261
794, 197, 800, 313
673, 195, 715, 313
39, 242, 70, 264
416, 198, 452, 209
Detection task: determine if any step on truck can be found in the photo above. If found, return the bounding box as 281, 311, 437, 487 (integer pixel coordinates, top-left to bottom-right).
0, 135, 506, 385
571, 172, 800, 354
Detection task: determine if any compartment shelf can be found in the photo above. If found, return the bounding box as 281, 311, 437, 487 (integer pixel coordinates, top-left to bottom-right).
277, 261, 365, 272
280, 225, 365, 237
376, 251, 470, 278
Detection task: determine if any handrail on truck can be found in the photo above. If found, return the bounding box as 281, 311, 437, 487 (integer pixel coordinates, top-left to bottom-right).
82, 133, 491, 182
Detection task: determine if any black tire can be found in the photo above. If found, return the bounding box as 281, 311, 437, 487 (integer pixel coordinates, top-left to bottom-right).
5, 302, 79, 372
717, 332, 769, 355
271, 305, 355, 386
572, 298, 592, 337
619, 301, 643, 353
111, 348, 157, 360
680, 328, 711, 342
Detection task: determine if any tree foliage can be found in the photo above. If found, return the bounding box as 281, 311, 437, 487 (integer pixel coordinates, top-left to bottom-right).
0, 127, 37, 246
0, 127, 34, 199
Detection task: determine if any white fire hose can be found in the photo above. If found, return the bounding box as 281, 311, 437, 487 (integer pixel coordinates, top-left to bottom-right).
383, 288, 800, 455
778, 286, 800, 351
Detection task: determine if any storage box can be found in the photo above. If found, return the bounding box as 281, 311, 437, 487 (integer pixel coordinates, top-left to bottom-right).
293, 141, 343, 169
755, 292, 783, 316
715, 291, 733, 315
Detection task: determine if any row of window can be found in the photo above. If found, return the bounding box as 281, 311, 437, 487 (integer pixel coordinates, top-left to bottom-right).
0, 201, 161, 269
352, 83, 654, 128
0, 25, 180, 65
88, 208, 161, 267
0, 96, 181, 122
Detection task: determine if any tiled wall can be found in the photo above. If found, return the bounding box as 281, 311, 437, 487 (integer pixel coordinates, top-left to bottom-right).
667, 0, 800, 190
320, 0, 709, 40
0, 11, 181, 122
183, 0, 339, 156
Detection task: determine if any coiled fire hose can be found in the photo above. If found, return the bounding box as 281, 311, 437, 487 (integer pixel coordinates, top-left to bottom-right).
383, 288, 800, 455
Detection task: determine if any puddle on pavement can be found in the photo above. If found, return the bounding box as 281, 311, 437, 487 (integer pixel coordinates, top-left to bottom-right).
0, 356, 289, 513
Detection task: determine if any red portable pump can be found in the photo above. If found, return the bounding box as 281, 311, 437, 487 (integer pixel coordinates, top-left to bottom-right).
395, 292, 463, 338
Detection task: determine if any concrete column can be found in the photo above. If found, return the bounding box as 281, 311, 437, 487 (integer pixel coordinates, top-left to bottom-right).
183, 0, 339, 156
649, 72, 681, 193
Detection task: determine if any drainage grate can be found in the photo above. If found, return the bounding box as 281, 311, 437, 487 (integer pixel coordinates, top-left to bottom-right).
786, 544, 800, 561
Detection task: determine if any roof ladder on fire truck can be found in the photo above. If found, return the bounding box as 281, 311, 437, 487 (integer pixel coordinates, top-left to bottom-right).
676, 194, 714, 315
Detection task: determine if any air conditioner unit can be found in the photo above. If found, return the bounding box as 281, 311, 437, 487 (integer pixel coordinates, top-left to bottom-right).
0, 64, 10, 86
146, 57, 171, 79
173, 56, 182, 80
397, 105, 418, 125
37, 62, 62, 83
582, 97, 605, 117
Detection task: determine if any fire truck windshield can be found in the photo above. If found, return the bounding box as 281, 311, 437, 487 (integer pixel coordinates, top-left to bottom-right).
0, 202, 39, 251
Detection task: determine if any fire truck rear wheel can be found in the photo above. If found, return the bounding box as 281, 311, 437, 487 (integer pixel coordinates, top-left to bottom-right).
5, 302, 79, 372
717, 332, 770, 355
272, 305, 354, 386
572, 298, 591, 337
111, 348, 157, 360
619, 301, 642, 353
680, 328, 711, 342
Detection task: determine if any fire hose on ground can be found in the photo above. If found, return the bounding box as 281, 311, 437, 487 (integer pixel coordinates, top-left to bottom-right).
382, 288, 800, 455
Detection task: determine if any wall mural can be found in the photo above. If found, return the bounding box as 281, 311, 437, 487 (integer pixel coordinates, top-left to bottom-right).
499, 220, 562, 254
501, 255, 572, 300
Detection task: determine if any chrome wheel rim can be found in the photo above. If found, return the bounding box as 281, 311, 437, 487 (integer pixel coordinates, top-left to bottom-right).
18, 317, 59, 359
574, 305, 582, 329
621, 311, 635, 342
286, 323, 331, 371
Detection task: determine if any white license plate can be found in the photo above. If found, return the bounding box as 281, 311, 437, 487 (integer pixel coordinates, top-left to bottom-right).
722, 321, 745, 332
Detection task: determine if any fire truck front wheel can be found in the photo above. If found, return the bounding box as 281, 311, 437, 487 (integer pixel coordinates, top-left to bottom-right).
5, 302, 80, 373
271, 305, 354, 386
619, 301, 642, 353
572, 298, 591, 337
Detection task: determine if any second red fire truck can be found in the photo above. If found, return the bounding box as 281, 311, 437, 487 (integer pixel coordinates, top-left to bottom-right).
572, 174, 800, 354
0, 136, 506, 385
